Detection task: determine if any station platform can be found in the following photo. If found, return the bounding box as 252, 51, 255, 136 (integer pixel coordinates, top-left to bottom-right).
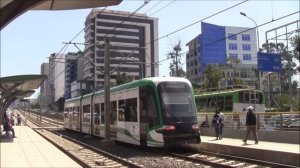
190, 136, 300, 167
1, 126, 299, 167
0, 126, 81, 168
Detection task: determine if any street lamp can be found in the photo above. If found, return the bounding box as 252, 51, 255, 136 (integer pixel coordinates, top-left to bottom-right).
240, 12, 262, 91
240, 12, 259, 51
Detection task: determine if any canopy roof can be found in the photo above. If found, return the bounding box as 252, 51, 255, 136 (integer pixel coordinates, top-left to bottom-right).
0, 0, 122, 30
0, 74, 47, 93
0, 75, 47, 115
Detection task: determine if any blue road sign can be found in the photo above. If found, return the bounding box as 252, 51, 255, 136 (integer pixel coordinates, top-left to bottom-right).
257, 52, 281, 72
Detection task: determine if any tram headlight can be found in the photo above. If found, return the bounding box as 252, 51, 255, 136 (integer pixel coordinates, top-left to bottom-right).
192, 124, 199, 131
156, 125, 176, 133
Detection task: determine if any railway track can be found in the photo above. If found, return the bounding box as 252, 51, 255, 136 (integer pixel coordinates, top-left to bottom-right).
18, 110, 64, 128
20, 111, 143, 168
16, 110, 298, 168
168, 147, 298, 168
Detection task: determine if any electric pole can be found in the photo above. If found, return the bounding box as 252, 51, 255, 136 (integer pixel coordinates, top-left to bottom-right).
104, 38, 111, 140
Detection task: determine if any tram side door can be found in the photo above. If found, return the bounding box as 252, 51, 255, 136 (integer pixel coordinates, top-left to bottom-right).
139, 87, 148, 146
125, 97, 140, 145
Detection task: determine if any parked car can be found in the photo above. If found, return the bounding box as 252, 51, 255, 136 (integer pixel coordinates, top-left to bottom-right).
265, 114, 300, 131
285, 120, 300, 131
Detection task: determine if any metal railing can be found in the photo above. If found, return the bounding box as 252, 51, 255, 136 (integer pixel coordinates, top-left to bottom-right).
198, 112, 300, 131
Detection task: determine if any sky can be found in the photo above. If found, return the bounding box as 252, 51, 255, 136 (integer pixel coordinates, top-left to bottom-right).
1, 0, 299, 96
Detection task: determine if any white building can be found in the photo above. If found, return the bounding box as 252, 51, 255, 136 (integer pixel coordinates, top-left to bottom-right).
83, 9, 159, 87
48, 53, 65, 102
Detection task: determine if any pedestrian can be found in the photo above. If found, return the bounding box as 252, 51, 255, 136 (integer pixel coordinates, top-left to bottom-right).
243, 106, 258, 144
218, 110, 224, 139
11, 115, 15, 126
5, 114, 16, 138
212, 110, 222, 140
17, 114, 22, 126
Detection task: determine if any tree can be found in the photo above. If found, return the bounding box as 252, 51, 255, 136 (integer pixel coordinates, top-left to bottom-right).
226, 57, 243, 85
204, 64, 222, 88
167, 40, 186, 77
116, 72, 130, 85
290, 35, 300, 72
260, 42, 298, 92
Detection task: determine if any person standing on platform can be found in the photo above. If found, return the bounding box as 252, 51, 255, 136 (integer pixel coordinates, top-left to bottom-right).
243, 106, 258, 144
212, 110, 222, 140
5, 114, 16, 138
17, 114, 22, 126
11, 114, 15, 126
218, 110, 224, 139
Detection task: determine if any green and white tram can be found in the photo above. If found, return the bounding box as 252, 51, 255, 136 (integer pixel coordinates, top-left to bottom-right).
64, 77, 201, 147
195, 86, 265, 113
194, 86, 266, 128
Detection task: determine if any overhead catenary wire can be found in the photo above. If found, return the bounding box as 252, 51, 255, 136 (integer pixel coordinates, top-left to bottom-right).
149, 0, 176, 16
46, 7, 110, 87
149, 11, 300, 67
76, 0, 248, 73
103, 0, 152, 40
145, 0, 249, 46
177, 11, 300, 57
50, 2, 298, 86
144, 0, 164, 14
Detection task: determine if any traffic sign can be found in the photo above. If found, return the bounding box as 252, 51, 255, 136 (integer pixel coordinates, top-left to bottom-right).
257, 52, 281, 72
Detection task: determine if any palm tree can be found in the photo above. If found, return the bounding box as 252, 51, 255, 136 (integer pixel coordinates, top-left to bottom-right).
226, 57, 243, 86
204, 64, 222, 88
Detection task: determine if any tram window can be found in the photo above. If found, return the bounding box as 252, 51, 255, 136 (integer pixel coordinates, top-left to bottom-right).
94, 103, 100, 125
144, 86, 159, 128
83, 105, 91, 122
110, 101, 117, 124
118, 100, 125, 121
197, 98, 207, 111
129, 98, 137, 122
216, 96, 224, 111
224, 96, 233, 111
259, 94, 263, 103
100, 103, 104, 123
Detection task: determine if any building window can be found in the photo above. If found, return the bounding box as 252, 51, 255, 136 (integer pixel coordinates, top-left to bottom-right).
243, 54, 251, 60
242, 44, 251, 50
229, 54, 238, 59
228, 34, 237, 40
242, 34, 250, 41
194, 68, 198, 75
229, 43, 237, 50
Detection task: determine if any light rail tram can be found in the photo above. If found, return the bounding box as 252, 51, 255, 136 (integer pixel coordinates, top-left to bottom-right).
64, 77, 201, 147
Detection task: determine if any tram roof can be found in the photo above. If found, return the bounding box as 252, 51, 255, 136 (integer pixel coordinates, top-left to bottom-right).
194, 87, 261, 97
65, 77, 192, 101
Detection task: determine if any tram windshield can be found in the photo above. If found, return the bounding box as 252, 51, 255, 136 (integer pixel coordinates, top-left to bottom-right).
158, 82, 196, 121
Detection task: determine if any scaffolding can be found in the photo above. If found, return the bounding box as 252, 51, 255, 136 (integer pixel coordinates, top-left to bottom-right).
264, 20, 300, 110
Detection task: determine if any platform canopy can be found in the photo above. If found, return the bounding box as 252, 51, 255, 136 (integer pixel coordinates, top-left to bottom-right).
0, 0, 122, 30
0, 74, 47, 116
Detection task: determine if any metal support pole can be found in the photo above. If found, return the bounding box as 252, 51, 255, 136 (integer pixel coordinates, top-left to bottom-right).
141, 63, 144, 78
104, 38, 110, 140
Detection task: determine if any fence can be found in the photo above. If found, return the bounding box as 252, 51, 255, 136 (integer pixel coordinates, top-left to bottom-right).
198, 112, 300, 131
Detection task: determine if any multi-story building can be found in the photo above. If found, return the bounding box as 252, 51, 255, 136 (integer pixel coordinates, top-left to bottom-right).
48, 53, 65, 102
40, 63, 50, 107
83, 9, 159, 87
64, 52, 83, 99
186, 22, 257, 87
